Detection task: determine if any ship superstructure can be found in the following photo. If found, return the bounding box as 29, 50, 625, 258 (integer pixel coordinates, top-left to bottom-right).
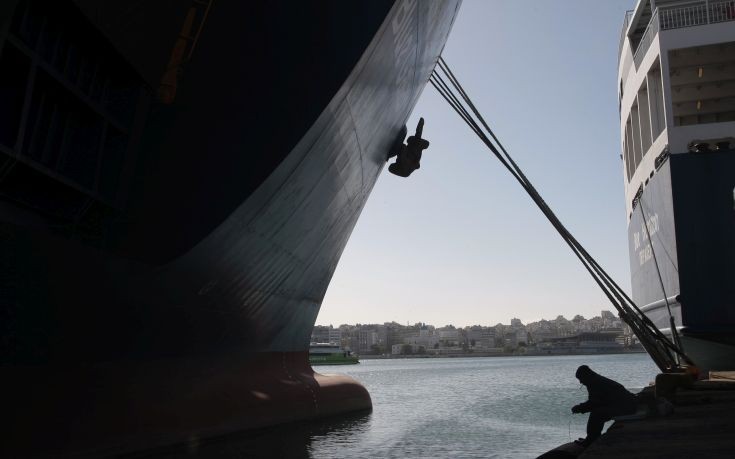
618, 0, 735, 371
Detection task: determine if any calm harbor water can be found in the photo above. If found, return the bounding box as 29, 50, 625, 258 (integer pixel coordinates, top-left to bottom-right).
308, 354, 657, 458
147, 353, 657, 459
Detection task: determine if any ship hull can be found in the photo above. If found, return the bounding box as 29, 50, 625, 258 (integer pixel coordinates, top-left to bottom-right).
628, 150, 735, 371
7, 351, 370, 457
0, 0, 461, 455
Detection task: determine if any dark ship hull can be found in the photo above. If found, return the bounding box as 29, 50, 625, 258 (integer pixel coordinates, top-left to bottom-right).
0, 0, 461, 455
628, 150, 735, 371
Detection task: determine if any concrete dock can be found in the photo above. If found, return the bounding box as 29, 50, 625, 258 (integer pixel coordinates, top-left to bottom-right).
581, 375, 735, 458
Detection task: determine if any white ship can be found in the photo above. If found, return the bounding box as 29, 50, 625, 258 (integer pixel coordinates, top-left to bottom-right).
618, 0, 735, 371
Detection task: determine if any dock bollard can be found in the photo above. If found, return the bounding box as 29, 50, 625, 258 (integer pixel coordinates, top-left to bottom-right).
654, 372, 694, 402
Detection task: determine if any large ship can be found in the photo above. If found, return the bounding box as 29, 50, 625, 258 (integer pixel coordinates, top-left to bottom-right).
0, 0, 461, 456
617, 0, 735, 372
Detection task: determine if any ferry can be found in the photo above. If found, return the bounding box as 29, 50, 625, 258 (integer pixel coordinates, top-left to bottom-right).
617, 0, 735, 372
309, 343, 360, 365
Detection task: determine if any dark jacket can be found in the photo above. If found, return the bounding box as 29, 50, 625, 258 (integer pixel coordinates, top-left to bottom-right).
576, 367, 637, 413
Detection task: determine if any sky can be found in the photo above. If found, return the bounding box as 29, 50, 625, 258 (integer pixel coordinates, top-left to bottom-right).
317, 0, 635, 327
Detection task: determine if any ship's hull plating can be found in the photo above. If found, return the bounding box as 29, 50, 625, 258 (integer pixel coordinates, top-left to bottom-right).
628, 150, 735, 371
0, 0, 462, 455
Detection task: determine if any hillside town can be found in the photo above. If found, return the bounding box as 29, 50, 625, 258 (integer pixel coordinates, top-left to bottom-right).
311, 311, 644, 357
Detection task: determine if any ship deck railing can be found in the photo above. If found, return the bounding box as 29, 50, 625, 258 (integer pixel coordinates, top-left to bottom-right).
619, 9, 635, 66
631, 1, 735, 69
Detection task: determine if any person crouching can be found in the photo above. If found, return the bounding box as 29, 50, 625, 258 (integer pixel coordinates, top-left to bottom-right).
571, 365, 637, 446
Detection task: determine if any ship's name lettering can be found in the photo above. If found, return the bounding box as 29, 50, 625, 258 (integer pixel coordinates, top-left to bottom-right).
639, 243, 653, 266
633, 213, 660, 266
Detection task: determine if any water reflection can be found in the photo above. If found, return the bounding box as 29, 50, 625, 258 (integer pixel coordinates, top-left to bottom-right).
129, 411, 372, 458
130, 354, 657, 458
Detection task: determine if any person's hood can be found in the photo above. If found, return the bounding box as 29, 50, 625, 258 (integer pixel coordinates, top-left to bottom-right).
575, 365, 597, 385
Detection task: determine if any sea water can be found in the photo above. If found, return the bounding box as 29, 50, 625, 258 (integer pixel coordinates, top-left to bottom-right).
308, 354, 657, 459
150, 353, 656, 458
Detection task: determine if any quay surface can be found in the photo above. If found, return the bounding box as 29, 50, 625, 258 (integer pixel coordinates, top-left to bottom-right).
581, 375, 735, 458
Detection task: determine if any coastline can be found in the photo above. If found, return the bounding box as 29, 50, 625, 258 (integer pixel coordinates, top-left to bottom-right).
357, 349, 647, 360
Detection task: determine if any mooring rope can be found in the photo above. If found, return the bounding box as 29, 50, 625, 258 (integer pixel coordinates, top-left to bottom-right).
637, 197, 685, 359
429, 56, 694, 372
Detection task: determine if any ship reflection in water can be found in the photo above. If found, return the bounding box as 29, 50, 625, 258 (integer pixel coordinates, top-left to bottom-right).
131, 413, 372, 458
133, 355, 656, 458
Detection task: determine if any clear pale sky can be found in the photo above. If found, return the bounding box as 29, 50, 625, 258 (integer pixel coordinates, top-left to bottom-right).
318, 0, 635, 327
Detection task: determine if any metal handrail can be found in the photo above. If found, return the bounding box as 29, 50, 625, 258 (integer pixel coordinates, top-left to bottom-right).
709, 0, 735, 22
618, 9, 635, 60
631, 1, 735, 69
633, 9, 660, 69
660, 2, 709, 29
658, 0, 735, 29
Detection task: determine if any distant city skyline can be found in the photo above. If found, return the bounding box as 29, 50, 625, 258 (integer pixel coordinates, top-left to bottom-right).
318, 0, 635, 326
314, 310, 619, 329
311, 311, 634, 357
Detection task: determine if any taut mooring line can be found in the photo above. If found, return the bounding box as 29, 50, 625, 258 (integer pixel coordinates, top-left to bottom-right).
430, 56, 694, 372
